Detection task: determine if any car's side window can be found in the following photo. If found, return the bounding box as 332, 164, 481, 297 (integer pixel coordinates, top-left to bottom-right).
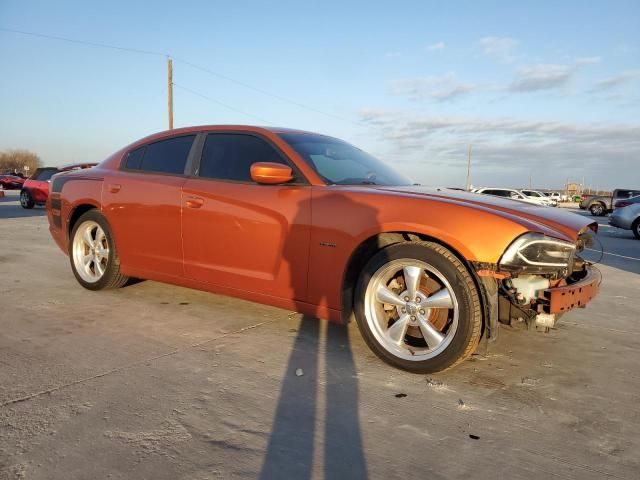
123, 135, 195, 175
198, 133, 287, 182
484, 189, 508, 197
140, 135, 196, 175
124, 146, 146, 170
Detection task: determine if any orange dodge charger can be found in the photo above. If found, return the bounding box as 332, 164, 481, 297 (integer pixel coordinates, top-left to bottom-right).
47, 126, 601, 373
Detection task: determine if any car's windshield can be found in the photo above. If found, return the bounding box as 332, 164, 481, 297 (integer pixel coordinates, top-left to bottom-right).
279, 133, 412, 186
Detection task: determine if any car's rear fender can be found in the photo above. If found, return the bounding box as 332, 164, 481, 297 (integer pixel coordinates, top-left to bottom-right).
48, 173, 104, 253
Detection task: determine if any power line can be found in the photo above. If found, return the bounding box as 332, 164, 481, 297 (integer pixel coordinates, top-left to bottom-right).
173, 83, 272, 124
0, 27, 166, 57
0, 26, 360, 126
172, 57, 357, 124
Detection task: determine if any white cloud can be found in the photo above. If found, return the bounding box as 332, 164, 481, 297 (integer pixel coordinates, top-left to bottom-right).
508, 64, 574, 92
479, 36, 518, 62
591, 70, 640, 92
575, 56, 602, 65
427, 41, 445, 51
357, 109, 640, 187
389, 73, 475, 102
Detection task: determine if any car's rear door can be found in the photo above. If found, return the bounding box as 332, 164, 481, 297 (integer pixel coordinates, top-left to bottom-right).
102, 134, 197, 277
181, 132, 311, 301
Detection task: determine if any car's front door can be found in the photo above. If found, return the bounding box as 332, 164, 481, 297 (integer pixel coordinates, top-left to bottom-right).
181, 132, 311, 301
103, 135, 196, 277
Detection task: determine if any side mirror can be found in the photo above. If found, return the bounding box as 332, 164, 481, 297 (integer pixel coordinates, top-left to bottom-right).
250, 162, 294, 185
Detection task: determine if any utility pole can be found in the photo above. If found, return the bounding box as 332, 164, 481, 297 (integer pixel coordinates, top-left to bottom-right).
465, 144, 472, 190
167, 57, 174, 130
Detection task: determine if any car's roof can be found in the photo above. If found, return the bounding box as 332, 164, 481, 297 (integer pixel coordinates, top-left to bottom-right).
141, 125, 335, 140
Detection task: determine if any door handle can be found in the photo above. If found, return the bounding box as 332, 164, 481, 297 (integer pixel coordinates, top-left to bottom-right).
108, 184, 121, 193
185, 197, 204, 208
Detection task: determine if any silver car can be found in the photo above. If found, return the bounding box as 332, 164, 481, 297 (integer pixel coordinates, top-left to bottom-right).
609, 195, 640, 239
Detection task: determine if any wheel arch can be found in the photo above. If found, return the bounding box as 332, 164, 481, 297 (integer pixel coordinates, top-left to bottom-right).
67, 203, 100, 241
340, 231, 488, 338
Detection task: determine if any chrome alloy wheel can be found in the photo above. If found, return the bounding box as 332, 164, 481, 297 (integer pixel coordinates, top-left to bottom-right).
364, 259, 459, 361
72, 220, 110, 283
20, 191, 29, 207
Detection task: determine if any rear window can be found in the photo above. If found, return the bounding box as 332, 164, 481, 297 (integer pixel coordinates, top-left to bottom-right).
31, 168, 57, 181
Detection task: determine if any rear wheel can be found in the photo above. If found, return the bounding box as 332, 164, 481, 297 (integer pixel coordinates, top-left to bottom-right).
69, 210, 128, 290
20, 190, 34, 209
590, 203, 605, 216
354, 241, 482, 373
632, 219, 640, 240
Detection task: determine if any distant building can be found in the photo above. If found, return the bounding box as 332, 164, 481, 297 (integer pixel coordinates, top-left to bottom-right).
566, 182, 581, 196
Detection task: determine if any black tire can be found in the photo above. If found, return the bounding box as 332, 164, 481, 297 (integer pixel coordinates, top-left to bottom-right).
589, 203, 606, 216
69, 210, 129, 290
632, 219, 640, 240
20, 190, 34, 209
354, 241, 483, 374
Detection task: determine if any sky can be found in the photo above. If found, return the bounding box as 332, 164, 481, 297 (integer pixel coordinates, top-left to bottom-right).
0, 0, 639, 190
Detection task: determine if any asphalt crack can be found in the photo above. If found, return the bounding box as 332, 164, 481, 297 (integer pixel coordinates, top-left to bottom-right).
1, 320, 272, 408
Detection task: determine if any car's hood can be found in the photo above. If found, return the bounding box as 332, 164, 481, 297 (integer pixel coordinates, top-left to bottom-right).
372, 186, 596, 241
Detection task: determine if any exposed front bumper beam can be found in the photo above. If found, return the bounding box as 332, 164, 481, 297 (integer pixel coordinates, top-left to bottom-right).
538, 266, 602, 314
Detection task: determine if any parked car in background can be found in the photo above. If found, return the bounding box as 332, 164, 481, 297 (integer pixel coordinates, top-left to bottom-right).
0, 174, 26, 190
521, 189, 556, 207
21, 163, 96, 209
609, 195, 640, 239
580, 189, 640, 216
474, 187, 551, 206
547, 192, 568, 202
2, 171, 26, 179
46, 125, 601, 373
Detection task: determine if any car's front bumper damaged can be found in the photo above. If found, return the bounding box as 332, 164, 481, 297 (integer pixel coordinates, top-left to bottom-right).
537, 265, 602, 315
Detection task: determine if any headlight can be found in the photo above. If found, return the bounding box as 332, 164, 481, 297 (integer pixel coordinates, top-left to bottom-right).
499, 233, 576, 272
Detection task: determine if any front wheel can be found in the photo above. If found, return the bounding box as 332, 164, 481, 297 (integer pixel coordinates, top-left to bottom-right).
354, 241, 482, 373
69, 210, 129, 290
20, 190, 34, 209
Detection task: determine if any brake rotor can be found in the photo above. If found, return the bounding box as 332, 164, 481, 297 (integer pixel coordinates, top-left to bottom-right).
406, 276, 449, 338
384, 272, 450, 342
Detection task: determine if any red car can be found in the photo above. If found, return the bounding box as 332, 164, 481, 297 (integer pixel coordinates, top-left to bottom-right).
0, 174, 25, 190
21, 163, 96, 209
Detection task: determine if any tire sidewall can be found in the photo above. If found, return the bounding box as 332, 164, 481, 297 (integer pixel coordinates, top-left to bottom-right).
354, 242, 480, 373
590, 204, 603, 216
20, 190, 34, 209
633, 219, 640, 240
69, 210, 118, 291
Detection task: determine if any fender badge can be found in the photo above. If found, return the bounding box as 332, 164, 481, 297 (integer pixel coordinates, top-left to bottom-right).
319, 242, 337, 248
